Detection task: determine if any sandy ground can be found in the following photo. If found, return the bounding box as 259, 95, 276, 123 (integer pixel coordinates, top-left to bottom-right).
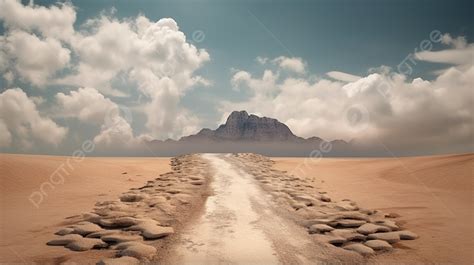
0, 153, 472, 264
273, 153, 473, 264
163, 154, 328, 265
0, 154, 170, 264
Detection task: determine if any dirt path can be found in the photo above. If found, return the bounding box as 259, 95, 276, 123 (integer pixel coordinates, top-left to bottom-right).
164, 154, 323, 265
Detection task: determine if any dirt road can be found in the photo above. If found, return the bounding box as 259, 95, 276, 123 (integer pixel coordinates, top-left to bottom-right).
164, 154, 325, 265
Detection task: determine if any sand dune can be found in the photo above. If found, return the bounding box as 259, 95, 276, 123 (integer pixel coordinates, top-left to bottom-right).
274, 153, 473, 264
0, 154, 170, 264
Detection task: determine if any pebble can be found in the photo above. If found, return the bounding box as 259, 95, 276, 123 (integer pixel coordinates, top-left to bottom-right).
308, 224, 334, 234
356, 223, 391, 235
343, 243, 375, 255
367, 232, 401, 244
364, 240, 393, 251
116, 242, 157, 260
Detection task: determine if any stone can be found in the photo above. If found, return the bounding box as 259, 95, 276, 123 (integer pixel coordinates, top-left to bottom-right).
120, 193, 146, 202
97, 256, 140, 265
329, 229, 366, 241
343, 243, 375, 255
99, 217, 139, 228
373, 220, 399, 230
320, 195, 331, 202
55, 228, 74, 236
364, 240, 393, 251
125, 219, 174, 239
356, 223, 391, 235
70, 222, 103, 236
397, 230, 419, 240
47, 234, 83, 246
86, 230, 118, 238
333, 219, 366, 228
335, 201, 359, 211
313, 234, 347, 245
308, 224, 334, 234
116, 242, 156, 260
367, 232, 401, 244
101, 233, 143, 243
65, 238, 107, 251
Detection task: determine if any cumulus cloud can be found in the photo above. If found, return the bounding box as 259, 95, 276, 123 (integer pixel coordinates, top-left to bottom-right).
0, 0, 210, 143
326, 71, 362, 82
272, 56, 306, 74
221, 50, 473, 155
56, 87, 138, 147
1, 30, 71, 86
0, 88, 68, 148
0, 0, 76, 41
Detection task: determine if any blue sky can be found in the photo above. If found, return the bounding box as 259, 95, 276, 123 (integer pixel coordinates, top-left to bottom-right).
0, 0, 472, 155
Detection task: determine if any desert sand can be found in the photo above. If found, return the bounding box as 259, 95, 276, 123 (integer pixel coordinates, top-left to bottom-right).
0, 154, 171, 264
0, 153, 472, 264
274, 153, 473, 264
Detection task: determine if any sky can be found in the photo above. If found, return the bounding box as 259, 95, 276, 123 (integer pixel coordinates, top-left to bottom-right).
0, 0, 472, 156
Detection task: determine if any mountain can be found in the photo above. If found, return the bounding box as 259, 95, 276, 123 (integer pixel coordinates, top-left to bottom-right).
181, 111, 302, 142
147, 110, 351, 156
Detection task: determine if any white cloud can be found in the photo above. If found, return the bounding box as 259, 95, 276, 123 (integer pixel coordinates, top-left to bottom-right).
415, 33, 473, 69
326, 71, 362, 82
273, 56, 306, 74
0, 0, 210, 142
1, 30, 71, 86
56, 87, 139, 147
0, 0, 76, 41
0, 88, 67, 148
221, 52, 473, 154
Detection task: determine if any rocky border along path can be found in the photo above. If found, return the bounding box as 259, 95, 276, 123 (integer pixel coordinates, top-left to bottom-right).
46, 154, 211, 265
230, 153, 418, 257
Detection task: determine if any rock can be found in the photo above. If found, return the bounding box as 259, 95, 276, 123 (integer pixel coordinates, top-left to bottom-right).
335, 201, 359, 211
86, 230, 118, 238
313, 234, 347, 245
373, 220, 399, 230
70, 222, 103, 236
290, 201, 307, 210
55, 228, 74, 236
304, 218, 335, 227
367, 232, 401, 244
343, 243, 375, 255
329, 229, 366, 241
320, 195, 331, 202
99, 217, 139, 228
101, 233, 143, 243
308, 224, 334, 234
47, 234, 83, 246
397, 230, 418, 240
125, 219, 174, 239
65, 238, 107, 251
120, 193, 146, 202
327, 212, 369, 221
116, 242, 156, 260
333, 219, 366, 228
190, 181, 204, 186
97, 256, 140, 265
356, 223, 391, 235
364, 240, 393, 251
